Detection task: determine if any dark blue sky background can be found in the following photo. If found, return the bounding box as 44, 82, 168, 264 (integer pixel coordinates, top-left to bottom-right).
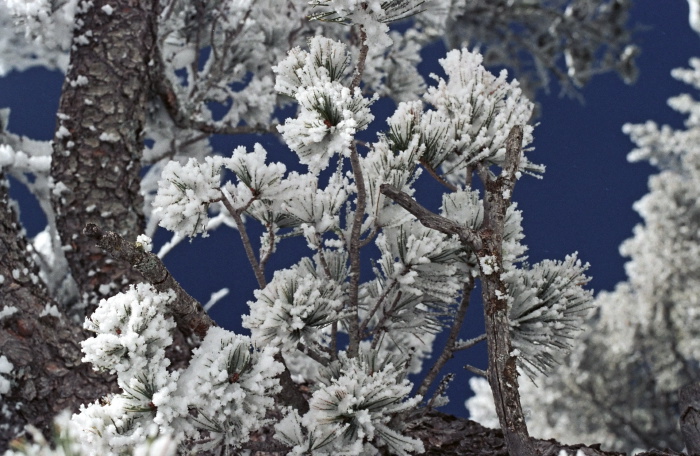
0, 1, 696, 419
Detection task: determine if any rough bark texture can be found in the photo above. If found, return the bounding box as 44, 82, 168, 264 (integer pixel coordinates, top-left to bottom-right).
49, 0, 158, 308
0, 177, 116, 451
477, 126, 534, 456
82, 223, 216, 338
680, 383, 700, 455
407, 411, 682, 456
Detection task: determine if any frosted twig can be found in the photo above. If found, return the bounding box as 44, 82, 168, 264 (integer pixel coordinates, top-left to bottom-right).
359, 279, 398, 336
350, 27, 368, 90
454, 334, 487, 351
218, 190, 267, 289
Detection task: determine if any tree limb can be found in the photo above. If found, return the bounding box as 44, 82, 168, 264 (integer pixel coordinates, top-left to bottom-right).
83, 223, 215, 338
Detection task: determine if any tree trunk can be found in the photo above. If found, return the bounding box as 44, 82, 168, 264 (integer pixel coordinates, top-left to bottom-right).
0, 176, 116, 450
1, 0, 161, 449
50, 0, 158, 310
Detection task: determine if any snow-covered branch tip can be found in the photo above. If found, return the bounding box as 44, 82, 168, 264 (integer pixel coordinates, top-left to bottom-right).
83, 223, 215, 338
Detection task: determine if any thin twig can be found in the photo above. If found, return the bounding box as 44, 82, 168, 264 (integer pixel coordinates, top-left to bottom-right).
426, 373, 455, 410
420, 159, 458, 192
296, 343, 330, 365
454, 333, 487, 351
359, 225, 378, 248
345, 22, 372, 358
416, 277, 476, 398
259, 223, 276, 271
379, 184, 482, 251
347, 141, 368, 358
359, 280, 398, 336
219, 190, 267, 289
314, 245, 339, 360
370, 291, 402, 349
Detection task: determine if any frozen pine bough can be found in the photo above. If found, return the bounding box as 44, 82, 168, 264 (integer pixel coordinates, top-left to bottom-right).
1, 2, 601, 455
38, 39, 594, 456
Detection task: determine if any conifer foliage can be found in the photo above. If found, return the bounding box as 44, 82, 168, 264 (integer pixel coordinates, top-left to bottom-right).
0, 0, 641, 455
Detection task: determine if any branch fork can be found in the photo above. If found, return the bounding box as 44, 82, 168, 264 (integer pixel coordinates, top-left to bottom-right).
380, 126, 535, 456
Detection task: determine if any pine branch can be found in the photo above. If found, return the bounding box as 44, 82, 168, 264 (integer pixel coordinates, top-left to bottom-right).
83, 223, 216, 338
477, 125, 534, 456
378, 184, 482, 251
383, 126, 535, 456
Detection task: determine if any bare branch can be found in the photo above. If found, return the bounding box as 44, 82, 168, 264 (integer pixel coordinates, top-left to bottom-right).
379, 184, 482, 251
416, 277, 476, 398
465, 365, 488, 377
350, 27, 369, 91
426, 373, 455, 410
477, 125, 535, 456
219, 190, 267, 289
420, 159, 459, 192
454, 334, 487, 352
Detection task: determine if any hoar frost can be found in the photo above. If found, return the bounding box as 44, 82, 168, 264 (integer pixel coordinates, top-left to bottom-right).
153, 144, 289, 238
75, 284, 285, 454
13, 19, 590, 452
179, 327, 283, 451
243, 256, 346, 353
274, 37, 375, 173
386, 48, 544, 188
274, 351, 424, 456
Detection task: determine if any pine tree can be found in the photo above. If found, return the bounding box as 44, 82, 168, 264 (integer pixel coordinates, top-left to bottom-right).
0, 1, 640, 455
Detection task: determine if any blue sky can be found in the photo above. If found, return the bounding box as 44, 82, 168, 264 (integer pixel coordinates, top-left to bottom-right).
0, 1, 697, 419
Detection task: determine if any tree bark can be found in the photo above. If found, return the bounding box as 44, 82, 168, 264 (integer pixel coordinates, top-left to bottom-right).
0, 176, 116, 451
1, 0, 164, 449
477, 126, 535, 456
680, 383, 700, 455
50, 0, 158, 310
